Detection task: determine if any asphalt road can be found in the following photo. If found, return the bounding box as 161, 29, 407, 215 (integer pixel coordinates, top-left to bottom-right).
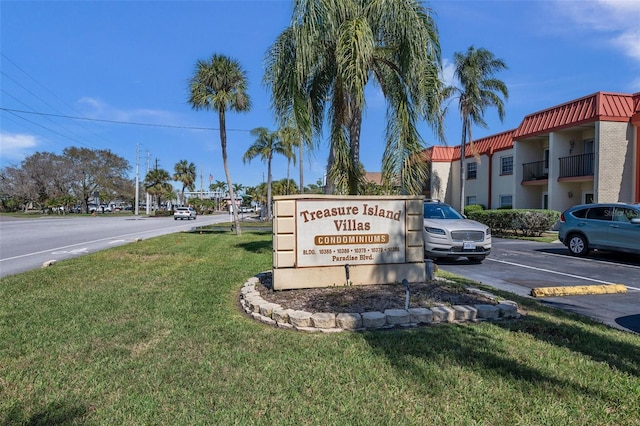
0, 212, 236, 278
438, 238, 640, 334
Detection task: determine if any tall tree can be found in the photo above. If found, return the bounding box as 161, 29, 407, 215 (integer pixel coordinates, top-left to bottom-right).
277, 127, 298, 195
0, 148, 131, 213
445, 46, 508, 210
188, 54, 251, 235
264, 0, 445, 195
64, 147, 131, 213
144, 167, 173, 211
263, 27, 320, 194
173, 160, 196, 206
243, 127, 288, 220
209, 180, 227, 210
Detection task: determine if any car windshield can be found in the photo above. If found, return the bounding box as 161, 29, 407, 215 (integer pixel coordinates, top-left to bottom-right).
423, 204, 464, 220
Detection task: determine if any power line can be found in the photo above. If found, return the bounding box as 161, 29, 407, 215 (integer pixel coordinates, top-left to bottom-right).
0, 107, 251, 133
2, 109, 92, 148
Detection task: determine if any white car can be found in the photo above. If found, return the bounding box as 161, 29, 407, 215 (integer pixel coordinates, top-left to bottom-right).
423, 201, 491, 263
174, 207, 197, 220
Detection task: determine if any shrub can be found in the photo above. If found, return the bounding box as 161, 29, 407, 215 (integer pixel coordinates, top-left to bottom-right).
464, 204, 485, 216
467, 209, 560, 237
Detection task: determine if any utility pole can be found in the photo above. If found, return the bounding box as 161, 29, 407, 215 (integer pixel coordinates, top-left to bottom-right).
146, 150, 151, 215
135, 143, 140, 216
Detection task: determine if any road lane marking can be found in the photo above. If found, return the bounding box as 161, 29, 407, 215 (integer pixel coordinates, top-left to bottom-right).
51, 248, 89, 255
0, 223, 203, 262
487, 258, 640, 291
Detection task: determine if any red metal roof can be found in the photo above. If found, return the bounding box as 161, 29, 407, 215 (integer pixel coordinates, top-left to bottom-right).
514, 92, 635, 139
424, 145, 456, 162
425, 129, 515, 162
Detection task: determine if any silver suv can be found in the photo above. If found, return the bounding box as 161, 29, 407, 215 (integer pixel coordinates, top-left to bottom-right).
423, 201, 491, 263
174, 207, 197, 220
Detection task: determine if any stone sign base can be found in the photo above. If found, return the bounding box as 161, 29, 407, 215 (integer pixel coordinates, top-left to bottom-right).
240, 276, 520, 332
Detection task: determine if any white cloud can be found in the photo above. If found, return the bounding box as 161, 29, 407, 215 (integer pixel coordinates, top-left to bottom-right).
555, 0, 640, 63
441, 58, 456, 88
0, 132, 39, 162
77, 97, 176, 123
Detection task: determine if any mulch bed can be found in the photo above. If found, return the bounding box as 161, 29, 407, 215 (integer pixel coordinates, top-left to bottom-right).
256, 272, 495, 314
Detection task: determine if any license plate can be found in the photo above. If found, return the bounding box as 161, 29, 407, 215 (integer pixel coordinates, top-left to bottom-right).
463, 242, 476, 250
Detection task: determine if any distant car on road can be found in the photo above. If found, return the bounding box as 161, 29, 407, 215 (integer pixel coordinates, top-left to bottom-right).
423, 200, 491, 263
174, 207, 197, 220
558, 203, 640, 256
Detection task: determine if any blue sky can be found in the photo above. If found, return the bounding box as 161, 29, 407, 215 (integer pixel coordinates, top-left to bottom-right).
1, 0, 639, 191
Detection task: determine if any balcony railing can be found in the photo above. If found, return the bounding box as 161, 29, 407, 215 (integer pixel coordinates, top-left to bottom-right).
559, 153, 594, 178
522, 160, 548, 182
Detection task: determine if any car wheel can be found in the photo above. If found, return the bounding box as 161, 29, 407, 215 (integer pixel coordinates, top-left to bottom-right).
568, 234, 589, 256
174, 217, 177, 220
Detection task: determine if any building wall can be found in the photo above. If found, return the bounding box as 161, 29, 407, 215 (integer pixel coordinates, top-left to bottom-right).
430, 161, 453, 204
492, 149, 515, 208
464, 154, 489, 208
596, 121, 635, 203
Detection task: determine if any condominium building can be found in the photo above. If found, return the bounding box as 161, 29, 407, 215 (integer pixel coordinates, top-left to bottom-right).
424, 91, 640, 212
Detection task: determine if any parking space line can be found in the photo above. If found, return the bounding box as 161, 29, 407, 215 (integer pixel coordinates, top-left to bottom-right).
487, 258, 640, 291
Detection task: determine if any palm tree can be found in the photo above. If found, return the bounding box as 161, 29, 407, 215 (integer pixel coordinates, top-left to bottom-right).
144, 167, 172, 211
263, 27, 321, 194
173, 160, 196, 206
445, 46, 508, 210
264, 0, 445, 195
209, 180, 227, 210
277, 127, 298, 194
188, 54, 251, 235
243, 127, 287, 219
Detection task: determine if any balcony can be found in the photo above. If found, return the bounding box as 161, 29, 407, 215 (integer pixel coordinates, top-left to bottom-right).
559, 152, 594, 179
522, 160, 548, 183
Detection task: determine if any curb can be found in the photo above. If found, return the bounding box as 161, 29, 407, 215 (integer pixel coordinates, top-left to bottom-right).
530, 284, 627, 298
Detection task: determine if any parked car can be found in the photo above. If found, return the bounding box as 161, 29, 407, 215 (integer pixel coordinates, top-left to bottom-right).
423, 200, 491, 263
174, 207, 197, 220
558, 203, 640, 256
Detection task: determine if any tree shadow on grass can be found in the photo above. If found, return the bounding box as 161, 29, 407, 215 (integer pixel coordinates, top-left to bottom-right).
3, 400, 89, 425
235, 240, 272, 255
446, 282, 640, 376
361, 322, 631, 408
493, 313, 640, 377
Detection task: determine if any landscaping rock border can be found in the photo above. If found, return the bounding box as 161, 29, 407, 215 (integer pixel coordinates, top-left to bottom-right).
240, 276, 520, 332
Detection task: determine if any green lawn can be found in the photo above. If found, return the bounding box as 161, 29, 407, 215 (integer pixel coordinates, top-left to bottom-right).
1, 230, 638, 425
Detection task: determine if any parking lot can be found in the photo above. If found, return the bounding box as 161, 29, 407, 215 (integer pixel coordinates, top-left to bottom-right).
438, 237, 640, 333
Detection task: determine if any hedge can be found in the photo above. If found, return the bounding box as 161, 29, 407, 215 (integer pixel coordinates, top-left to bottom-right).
467, 209, 560, 237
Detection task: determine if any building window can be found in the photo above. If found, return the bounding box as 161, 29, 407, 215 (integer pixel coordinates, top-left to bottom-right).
501, 156, 513, 175
499, 195, 512, 208
466, 196, 477, 206
466, 162, 477, 180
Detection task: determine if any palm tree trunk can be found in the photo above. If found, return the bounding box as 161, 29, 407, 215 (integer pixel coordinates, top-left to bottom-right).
219, 108, 241, 235
299, 139, 304, 194
459, 121, 467, 212
348, 107, 363, 195
267, 157, 273, 220
324, 148, 335, 194
286, 160, 291, 195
